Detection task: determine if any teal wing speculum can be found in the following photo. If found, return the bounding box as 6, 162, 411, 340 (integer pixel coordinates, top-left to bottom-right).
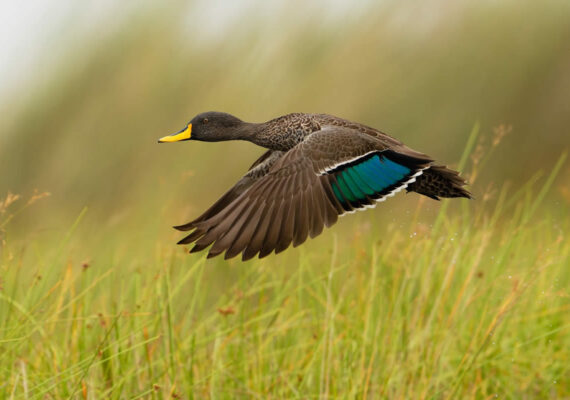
321, 151, 425, 213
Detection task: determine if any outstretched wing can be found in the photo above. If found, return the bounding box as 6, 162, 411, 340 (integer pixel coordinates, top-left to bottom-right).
177, 127, 432, 260
173, 150, 283, 231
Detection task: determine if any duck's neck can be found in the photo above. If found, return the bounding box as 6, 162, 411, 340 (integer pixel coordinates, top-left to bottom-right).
233, 122, 262, 141
234, 122, 284, 150
238, 120, 308, 151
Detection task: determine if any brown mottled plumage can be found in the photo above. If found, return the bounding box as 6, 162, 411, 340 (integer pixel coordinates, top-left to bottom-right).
159, 111, 471, 260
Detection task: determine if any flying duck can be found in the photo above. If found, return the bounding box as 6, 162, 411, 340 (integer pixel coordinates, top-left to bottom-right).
158, 112, 471, 261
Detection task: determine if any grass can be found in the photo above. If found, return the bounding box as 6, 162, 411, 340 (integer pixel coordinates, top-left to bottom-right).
1, 145, 569, 399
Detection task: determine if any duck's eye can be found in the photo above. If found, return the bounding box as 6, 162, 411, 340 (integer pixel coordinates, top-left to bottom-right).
203, 118, 209, 124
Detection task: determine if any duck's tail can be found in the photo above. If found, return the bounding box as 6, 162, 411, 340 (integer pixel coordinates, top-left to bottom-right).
407, 165, 471, 200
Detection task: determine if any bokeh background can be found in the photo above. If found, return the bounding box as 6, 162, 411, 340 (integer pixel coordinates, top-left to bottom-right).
1, 0, 569, 254
1, 2, 570, 397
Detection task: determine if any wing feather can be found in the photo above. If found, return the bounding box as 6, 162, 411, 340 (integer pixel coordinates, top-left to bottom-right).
259, 197, 286, 258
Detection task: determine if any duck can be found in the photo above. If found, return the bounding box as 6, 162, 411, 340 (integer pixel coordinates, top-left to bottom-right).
158, 111, 471, 261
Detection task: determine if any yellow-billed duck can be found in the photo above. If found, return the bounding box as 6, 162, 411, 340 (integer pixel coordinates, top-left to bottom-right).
158, 112, 471, 260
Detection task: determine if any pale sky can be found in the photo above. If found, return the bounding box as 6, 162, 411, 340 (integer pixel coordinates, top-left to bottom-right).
0, 0, 383, 99
0, 1, 138, 97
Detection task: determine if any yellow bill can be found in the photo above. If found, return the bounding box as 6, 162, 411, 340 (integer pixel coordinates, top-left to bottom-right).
158, 124, 192, 143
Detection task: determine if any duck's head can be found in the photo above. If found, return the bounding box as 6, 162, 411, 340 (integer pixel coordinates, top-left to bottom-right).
158, 111, 244, 143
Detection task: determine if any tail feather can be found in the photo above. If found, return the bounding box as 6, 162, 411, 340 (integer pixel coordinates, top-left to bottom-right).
407, 165, 471, 200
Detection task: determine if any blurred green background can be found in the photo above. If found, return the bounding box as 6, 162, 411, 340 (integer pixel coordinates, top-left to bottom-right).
1, 2, 569, 397
1, 0, 569, 251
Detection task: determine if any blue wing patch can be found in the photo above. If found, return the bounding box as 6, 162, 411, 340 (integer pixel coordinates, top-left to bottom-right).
330, 154, 412, 205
